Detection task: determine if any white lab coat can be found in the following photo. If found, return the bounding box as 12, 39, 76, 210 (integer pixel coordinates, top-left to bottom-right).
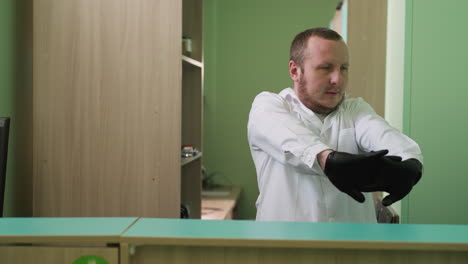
247, 88, 423, 223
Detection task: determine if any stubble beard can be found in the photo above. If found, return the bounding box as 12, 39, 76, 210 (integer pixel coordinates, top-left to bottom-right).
297, 77, 345, 115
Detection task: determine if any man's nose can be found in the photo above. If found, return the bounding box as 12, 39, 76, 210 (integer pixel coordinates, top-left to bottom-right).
330, 69, 342, 85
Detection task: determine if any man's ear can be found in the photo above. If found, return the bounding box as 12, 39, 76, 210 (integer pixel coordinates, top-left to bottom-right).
289, 60, 301, 82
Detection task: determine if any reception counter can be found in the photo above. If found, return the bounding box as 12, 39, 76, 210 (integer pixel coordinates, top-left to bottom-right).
1, 217, 468, 263
121, 218, 468, 264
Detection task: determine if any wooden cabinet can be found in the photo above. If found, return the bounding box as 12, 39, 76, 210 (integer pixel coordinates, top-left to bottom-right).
32, 0, 204, 218
33, 0, 182, 217
181, 0, 204, 219
0, 246, 118, 264
0, 218, 134, 264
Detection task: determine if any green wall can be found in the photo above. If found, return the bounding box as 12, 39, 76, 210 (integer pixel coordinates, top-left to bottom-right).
0, 0, 16, 216
0, 0, 32, 217
404, 0, 468, 224
203, 0, 339, 219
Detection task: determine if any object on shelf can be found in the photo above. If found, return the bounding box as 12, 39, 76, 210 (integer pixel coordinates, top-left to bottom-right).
181, 152, 202, 167
181, 145, 200, 158
181, 145, 194, 157
181, 203, 190, 218
182, 36, 192, 56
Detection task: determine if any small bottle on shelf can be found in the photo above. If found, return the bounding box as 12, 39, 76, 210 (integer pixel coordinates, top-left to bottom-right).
181, 144, 194, 157
182, 36, 192, 57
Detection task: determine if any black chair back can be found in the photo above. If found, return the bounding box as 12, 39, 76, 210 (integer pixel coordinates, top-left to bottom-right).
0, 117, 10, 217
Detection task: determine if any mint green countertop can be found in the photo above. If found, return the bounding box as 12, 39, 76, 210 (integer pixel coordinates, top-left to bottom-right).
122, 218, 468, 251
0, 217, 138, 243
2, 217, 468, 251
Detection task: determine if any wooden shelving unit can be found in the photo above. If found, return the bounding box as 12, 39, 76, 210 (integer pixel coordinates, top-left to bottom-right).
32, 0, 203, 219
181, 0, 203, 219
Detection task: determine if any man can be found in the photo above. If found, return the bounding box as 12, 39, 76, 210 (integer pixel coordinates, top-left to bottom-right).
247, 27, 423, 223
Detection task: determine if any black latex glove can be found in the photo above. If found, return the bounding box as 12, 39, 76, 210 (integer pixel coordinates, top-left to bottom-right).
376, 158, 423, 206
358, 155, 402, 192
324, 149, 389, 203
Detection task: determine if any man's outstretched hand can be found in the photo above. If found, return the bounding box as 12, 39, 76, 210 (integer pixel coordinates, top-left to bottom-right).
324, 150, 389, 203
323, 149, 422, 205
377, 158, 423, 206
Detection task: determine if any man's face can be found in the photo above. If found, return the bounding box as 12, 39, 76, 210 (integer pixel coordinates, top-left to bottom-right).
290, 36, 349, 114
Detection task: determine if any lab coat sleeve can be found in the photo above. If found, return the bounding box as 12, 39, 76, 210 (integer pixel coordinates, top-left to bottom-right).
247, 92, 331, 169
350, 98, 423, 163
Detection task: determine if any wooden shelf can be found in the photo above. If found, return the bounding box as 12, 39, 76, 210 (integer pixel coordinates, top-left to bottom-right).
181, 152, 202, 167
202, 185, 241, 201
182, 55, 203, 68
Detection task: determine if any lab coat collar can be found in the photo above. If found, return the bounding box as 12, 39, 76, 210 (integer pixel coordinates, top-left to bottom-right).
279, 88, 338, 132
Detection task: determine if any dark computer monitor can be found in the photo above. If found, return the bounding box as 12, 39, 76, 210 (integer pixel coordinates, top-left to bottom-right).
0, 117, 10, 217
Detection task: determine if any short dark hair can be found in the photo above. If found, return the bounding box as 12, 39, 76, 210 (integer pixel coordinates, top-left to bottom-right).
290, 27, 343, 69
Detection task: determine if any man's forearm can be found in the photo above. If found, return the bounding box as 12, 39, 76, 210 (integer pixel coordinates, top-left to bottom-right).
317, 149, 333, 170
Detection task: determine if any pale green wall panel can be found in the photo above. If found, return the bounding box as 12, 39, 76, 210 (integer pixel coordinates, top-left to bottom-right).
204, 0, 339, 219
405, 0, 468, 224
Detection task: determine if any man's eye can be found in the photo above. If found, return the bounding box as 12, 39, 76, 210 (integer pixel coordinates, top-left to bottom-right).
341, 66, 349, 72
